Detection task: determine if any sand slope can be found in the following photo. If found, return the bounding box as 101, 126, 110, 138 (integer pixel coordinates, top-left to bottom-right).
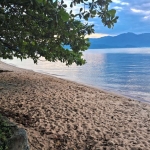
0, 61, 150, 150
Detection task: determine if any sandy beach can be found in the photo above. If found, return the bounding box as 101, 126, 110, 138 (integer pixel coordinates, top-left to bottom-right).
0, 61, 150, 150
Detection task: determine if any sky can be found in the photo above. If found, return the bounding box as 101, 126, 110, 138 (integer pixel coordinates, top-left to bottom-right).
64, 0, 150, 38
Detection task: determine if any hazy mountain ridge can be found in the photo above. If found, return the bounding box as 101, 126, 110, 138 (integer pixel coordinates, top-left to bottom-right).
89, 32, 150, 49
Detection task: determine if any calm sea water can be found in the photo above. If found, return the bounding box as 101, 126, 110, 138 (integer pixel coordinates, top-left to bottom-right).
2, 48, 150, 103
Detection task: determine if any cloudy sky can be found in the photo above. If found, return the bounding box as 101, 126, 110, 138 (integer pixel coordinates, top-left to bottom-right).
65, 0, 150, 37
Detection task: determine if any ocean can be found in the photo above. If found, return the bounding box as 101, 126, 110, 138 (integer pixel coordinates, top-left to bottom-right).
2, 48, 150, 103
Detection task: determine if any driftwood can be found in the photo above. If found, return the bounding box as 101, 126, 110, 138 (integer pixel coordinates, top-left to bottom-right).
0, 70, 13, 73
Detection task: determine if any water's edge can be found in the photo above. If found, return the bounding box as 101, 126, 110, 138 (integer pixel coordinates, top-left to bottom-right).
1, 60, 149, 104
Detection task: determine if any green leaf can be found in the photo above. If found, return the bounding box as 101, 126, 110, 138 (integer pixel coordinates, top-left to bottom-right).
36, 0, 43, 3
91, 10, 96, 15
80, 8, 83, 12
0, 0, 118, 66
62, 4, 67, 8
70, 2, 73, 7
59, 9, 70, 21
108, 9, 116, 18
106, 0, 112, 2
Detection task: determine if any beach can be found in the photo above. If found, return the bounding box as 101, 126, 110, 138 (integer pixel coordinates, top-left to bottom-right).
0, 61, 150, 150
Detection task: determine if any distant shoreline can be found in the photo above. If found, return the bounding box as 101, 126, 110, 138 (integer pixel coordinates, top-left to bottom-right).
89, 32, 150, 49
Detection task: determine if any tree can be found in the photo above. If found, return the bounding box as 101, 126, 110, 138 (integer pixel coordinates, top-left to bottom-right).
0, 0, 118, 65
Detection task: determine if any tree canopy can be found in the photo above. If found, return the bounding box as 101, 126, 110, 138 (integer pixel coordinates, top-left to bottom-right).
0, 0, 118, 65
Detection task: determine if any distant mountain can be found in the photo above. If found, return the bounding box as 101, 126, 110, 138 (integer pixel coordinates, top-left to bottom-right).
89, 32, 150, 49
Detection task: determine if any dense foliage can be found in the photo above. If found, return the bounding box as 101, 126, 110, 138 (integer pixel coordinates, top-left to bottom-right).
0, 0, 118, 65
0, 114, 14, 150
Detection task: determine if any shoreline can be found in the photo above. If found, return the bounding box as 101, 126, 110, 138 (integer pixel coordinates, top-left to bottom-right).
0, 61, 150, 149
1, 60, 148, 104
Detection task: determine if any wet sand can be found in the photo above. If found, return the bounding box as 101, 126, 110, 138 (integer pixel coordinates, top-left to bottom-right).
0, 61, 150, 150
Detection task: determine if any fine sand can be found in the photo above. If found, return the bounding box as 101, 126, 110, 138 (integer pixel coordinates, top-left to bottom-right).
0, 61, 150, 150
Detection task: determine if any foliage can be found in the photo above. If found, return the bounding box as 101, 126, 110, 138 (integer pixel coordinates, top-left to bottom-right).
0, 0, 118, 65
0, 114, 14, 150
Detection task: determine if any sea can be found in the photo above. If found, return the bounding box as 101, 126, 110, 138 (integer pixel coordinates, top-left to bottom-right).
2, 48, 150, 103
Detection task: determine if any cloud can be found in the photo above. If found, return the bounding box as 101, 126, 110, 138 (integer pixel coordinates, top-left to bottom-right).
131, 8, 150, 20
129, 0, 150, 13
63, 0, 83, 14
61, 0, 150, 35
131, 8, 142, 13
121, 2, 129, 5
143, 16, 150, 20
112, 0, 129, 5
130, 1, 150, 9
113, 6, 123, 11
131, 8, 150, 15
85, 33, 109, 38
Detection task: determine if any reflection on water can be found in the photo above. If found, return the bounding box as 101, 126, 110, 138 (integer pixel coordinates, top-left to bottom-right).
2, 48, 150, 103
